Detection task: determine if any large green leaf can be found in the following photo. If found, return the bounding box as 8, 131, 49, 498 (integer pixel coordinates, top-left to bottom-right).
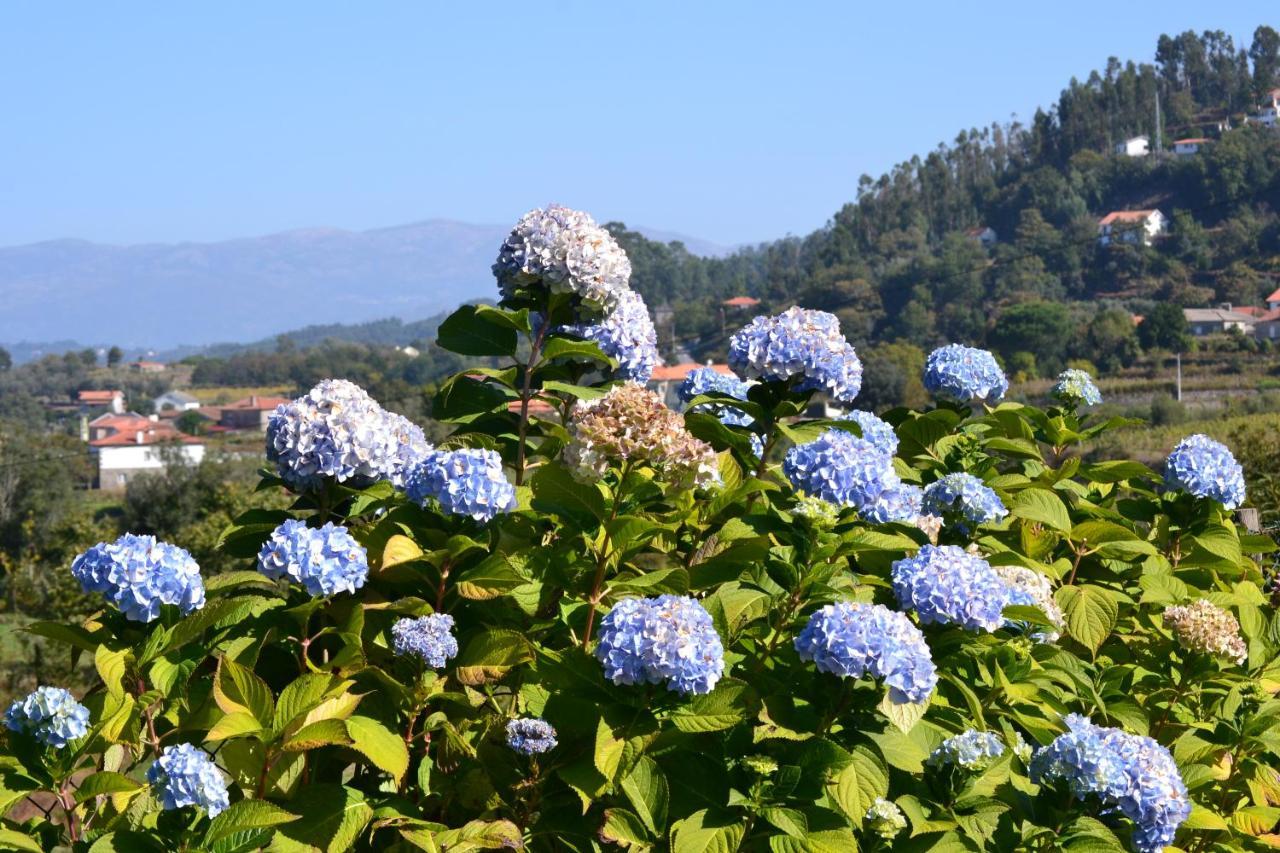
436, 304, 518, 356
670, 809, 747, 853
621, 756, 669, 835
529, 463, 607, 527
345, 715, 410, 784
1008, 488, 1072, 533
453, 629, 534, 686
204, 799, 300, 846
73, 771, 143, 803
669, 679, 758, 733
214, 657, 275, 725
271, 784, 373, 853
1058, 585, 1117, 653
828, 746, 889, 824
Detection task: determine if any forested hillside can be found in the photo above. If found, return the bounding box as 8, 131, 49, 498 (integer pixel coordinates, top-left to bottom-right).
611, 27, 1280, 380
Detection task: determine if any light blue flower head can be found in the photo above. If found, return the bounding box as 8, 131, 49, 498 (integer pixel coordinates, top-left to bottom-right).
794, 601, 937, 704
784, 429, 902, 517
1051, 369, 1103, 407
404, 448, 518, 523
506, 718, 558, 755
70, 533, 205, 623
1164, 433, 1246, 509
728, 307, 863, 403
840, 409, 898, 457
493, 204, 632, 312
923, 344, 1008, 403
146, 743, 230, 817
595, 595, 725, 696
927, 729, 1006, 770
257, 519, 368, 598
678, 366, 755, 428
921, 473, 1008, 532
5, 686, 90, 748
892, 544, 1010, 632
1030, 715, 1190, 853
391, 613, 458, 669
560, 290, 661, 383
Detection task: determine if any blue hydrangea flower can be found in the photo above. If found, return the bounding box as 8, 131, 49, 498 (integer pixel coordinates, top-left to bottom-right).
257, 519, 368, 598
404, 448, 518, 523
506, 718, 558, 755
794, 601, 937, 704
147, 743, 230, 817
267, 379, 432, 491
862, 481, 924, 525
784, 429, 903, 516
677, 366, 763, 455
560, 290, 661, 383
1164, 433, 1246, 510
1031, 715, 1190, 853
892, 544, 1011, 632
595, 596, 725, 696
5, 686, 90, 748
493, 204, 632, 312
1051, 369, 1103, 407
391, 614, 458, 668
921, 473, 1008, 531
71, 534, 205, 623
923, 344, 1008, 403
728, 307, 863, 403
927, 730, 1006, 770
840, 409, 898, 457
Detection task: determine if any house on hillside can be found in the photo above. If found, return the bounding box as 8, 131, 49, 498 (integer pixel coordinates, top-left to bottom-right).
1266, 287, 1280, 311
1114, 136, 1149, 157
965, 226, 998, 248
77, 389, 126, 414
1253, 308, 1280, 342
154, 390, 200, 414
1173, 138, 1210, 156
130, 360, 166, 373
648, 363, 735, 408
217, 395, 290, 431
1247, 88, 1280, 128
1184, 306, 1257, 336
1098, 210, 1166, 246
87, 413, 205, 490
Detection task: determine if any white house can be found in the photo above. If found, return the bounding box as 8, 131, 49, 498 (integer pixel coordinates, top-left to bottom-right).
1173, 138, 1210, 156
77, 389, 126, 414
1098, 210, 1166, 246
154, 390, 200, 414
1114, 136, 1149, 157
1184, 306, 1257, 337
1247, 88, 1280, 128
88, 413, 204, 490
964, 225, 998, 248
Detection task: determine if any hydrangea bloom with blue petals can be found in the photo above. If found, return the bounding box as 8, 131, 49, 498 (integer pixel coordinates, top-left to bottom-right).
927, 730, 1006, 770
71, 534, 205, 623
678, 366, 755, 428
862, 481, 925, 525
728, 307, 863, 403
840, 409, 898, 457
996, 565, 1063, 643
1051, 369, 1103, 407
493, 204, 632, 312
392, 614, 459, 668
257, 519, 368, 598
5, 686, 90, 748
146, 743, 230, 817
892, 544, 1011, 632
921, 473, 1008, 531
1031, 714, 1190, 853
404, 448, 518, 523
595, 596, 725, 695
784, 428, 900, 511
560, 290, 661, 383
506, 718, 558, 755
794, 601, 937, 704
923, 344, 1008, 403
1164, 433, 1246, 509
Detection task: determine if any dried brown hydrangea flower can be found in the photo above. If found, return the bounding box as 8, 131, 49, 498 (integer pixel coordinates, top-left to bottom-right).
1163, 599, 1248, 665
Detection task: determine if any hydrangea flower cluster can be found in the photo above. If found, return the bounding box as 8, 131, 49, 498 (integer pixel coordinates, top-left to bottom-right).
391, 614, 459, 669
678, 366, 755, 429
565, 383, 719, 489
892, 545, 1011, 632
794, 601, 938, 704
505, 718, 558, 755
71, 534, 206, 623
1163, 599, 1248, 665
4, 686, 90, 748
927, 730, 1006, 770
921, 472, 1008, 531
923, 344, 1008, 403
267, 379, 433, 490
1051, 368, 1103, 407
492, 204, 632, 312
1030, 715, 1190, 853
864, 798, 907, 840
146, 743, 230, 817
840, 409, 898, 456
559, 290, 660, 383
783, 429, 921, 524
996, 565, 1064, 643
595, 595, 725, 695
727, 307, 863, 403
404, 448, 517, 523
257, 519, 368, 598
1164, 433, 1246, 509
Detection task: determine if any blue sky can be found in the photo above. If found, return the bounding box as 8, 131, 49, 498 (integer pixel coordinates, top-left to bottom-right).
0, 2, 1273, 247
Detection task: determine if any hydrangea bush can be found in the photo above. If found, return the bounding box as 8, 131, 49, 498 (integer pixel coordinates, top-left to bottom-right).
4, 204, 1279, 852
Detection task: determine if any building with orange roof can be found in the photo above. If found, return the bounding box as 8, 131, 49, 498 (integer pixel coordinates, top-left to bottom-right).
1098, 210, 1166, 246
87, 413, 204, 490
217, 395, 292, 431
77, 389, 126, 414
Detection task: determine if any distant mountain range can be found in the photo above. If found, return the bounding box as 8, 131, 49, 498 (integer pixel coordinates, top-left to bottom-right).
0, 220, 731, 359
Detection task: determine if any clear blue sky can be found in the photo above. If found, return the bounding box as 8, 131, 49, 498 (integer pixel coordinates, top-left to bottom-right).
0, 2, 1273, 248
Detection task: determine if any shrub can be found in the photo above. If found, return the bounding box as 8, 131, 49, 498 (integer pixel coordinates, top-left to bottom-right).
3, 204, 1278, 852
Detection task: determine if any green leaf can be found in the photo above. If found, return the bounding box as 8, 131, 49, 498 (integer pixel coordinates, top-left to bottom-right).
380, 534, 424, 569
87, 832, 165, 853
1189, 525, 1242, 566
283, 718, 352, 752
24, 620, 100, 651
345, 715, 410, 784
828, 746, 889, 824
205, 799, 300, 846
217, 508, 294, 558
594, 717, 625, 782
621, 756, 669, 836
206, 711, 263, 743
432, 374, 512, 423
530, 463, 606, 527
73, 771, 143, 803
1058, 585, 1118, 653
271, 784, 373, 853
1181, 803, 1230, 831
454, 552, 528, 600
600, 808, 652, 846
878, 690, 930, 734
436, 304, 518, 356
1008, 488, 1071, 533
215, 657, 275, 725
0, 829, 44, 852
95, 645, 129, 700
670, 809, 747, 853
453, 629, 534, 686
273, 674, 336, 733
541, 336, 615, 366
669, 679, 758, 733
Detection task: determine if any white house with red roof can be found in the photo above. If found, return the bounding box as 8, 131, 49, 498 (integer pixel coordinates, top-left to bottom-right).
77, 389, 126, 414
1266, 286, 1280, 312
87, 412, 204, 490
1098, 210, 1166, 246
1247, 88, 1280, 129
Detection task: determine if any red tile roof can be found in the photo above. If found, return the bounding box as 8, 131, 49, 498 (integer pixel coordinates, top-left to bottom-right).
1099, 210, 1159, 226
77, 390, 123, 403
1266, 287, 1280, 304
648, 362, 733, 382
1173, 138, 1210, 145
89, 418, 201, 447
1235, 306, 1268, 318
1257, 308, 1280, 323
722, 296, 760, 308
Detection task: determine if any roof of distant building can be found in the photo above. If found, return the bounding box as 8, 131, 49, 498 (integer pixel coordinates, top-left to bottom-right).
77, 389, 123, 403
648, 362, 734, 382
222, 395, 291, 411
1234, 306, 1268, 318
1183, 308, 1257, 324
1099, 210, 1161, 225
722, 296, 760, 308
1266, 287, 1280, 304
1173, 137, 1211, 144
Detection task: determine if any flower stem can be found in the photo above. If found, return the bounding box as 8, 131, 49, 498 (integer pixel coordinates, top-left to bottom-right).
515, 319, 551, 486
